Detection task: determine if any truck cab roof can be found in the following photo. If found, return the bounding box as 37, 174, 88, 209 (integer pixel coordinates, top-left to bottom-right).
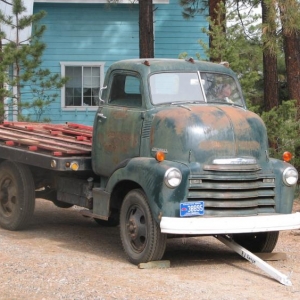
102, 58, 244, 109
107, 58, 235, 76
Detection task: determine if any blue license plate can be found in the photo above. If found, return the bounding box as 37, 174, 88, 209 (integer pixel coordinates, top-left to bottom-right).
180, 201, 205, 217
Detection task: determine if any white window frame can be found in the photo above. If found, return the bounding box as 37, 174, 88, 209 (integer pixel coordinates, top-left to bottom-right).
60, 61, 105, 111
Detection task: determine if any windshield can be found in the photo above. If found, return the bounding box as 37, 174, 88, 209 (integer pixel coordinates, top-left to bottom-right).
149, 72, 244, 106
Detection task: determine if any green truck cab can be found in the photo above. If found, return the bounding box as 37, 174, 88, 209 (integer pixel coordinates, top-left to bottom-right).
0, 58, 299, 265
91, 59, 300, 264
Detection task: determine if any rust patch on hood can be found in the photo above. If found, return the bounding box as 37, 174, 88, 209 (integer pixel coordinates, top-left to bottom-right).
151, 104, 267, 164
199, 140, 260, 152
154, 106, 227, 135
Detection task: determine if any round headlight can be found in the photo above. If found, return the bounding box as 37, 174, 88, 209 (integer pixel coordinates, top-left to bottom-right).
283, 167, 298, 186
164, 168, 182, 188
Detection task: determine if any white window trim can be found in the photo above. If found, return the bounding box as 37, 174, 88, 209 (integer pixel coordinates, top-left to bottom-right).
35, 1, 169, 4
60, 61, 105, 111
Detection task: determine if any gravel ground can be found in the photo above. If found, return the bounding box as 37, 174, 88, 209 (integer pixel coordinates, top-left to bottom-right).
1, 198, 300, 300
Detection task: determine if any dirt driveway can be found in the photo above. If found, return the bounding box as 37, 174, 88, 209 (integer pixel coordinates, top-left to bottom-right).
1, 198, 300, 300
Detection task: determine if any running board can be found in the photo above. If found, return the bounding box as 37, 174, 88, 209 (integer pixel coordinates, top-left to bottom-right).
215, 235, 292, 286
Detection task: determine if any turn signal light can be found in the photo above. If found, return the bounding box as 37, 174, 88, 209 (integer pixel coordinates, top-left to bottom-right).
155, 151, 165, 162
283, 151, 293, 162
70, 162, 79, 171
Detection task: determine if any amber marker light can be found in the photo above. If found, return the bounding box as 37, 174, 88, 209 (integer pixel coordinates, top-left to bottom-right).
283, 151, 293, 162
70, 162, 79, 171
155, 151, 165, 162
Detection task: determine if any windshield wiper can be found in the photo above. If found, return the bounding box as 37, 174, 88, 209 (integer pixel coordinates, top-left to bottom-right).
171, 101, 202, 105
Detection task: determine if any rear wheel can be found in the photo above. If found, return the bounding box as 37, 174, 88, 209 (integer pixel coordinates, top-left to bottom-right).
0, 161, 35, 230
232, 231, 279, 253
120, 189, 167, 265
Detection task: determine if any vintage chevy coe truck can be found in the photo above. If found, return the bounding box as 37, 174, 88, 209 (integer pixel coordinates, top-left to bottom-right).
0, 58, 299, 265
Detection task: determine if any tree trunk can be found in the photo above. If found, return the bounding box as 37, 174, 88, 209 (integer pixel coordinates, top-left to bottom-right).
262, 0, 279, 111
139, 0, 154, 58
209, 0, 225, 62
277, 0, 300, 116
283, 31, 300, 103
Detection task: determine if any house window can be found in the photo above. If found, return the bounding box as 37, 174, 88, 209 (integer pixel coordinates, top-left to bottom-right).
60, 62, 105, 109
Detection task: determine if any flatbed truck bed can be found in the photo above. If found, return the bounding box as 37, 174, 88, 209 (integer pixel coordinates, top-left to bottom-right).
0, 122, 92, 171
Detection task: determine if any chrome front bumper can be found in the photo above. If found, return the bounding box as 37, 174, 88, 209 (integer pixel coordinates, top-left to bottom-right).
160, 213, 300, 234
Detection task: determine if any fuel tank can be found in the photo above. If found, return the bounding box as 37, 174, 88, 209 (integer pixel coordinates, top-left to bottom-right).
150, 105, 269, 166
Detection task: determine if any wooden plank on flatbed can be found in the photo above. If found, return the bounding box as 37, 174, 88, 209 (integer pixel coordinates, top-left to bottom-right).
0, 122, 92, 156
2, 122, 92, 144
0, 129, 91, 152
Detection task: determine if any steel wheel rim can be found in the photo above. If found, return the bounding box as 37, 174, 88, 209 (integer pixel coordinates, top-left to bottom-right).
0, 176, 17, 217
125, 204, 148, 253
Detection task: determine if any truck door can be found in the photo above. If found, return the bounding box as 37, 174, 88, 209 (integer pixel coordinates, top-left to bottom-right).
93, 71, 145, 177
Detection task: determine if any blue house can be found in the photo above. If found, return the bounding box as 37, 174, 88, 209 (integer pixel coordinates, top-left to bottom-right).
12, 0, 208, 124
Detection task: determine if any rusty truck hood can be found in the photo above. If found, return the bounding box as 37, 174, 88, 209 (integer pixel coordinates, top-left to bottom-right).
149, 105, 269, 165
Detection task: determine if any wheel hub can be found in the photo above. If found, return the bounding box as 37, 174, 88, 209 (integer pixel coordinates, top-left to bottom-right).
125, 206, 147, 252
0, 178, 16, 216
128, 218, 137, 238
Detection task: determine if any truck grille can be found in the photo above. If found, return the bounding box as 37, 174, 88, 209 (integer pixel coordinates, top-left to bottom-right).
188, 176, 276, 216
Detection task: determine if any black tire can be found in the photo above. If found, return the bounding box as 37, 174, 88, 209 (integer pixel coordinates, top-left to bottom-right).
120, 189, 167, 265
0, 161, 35, 230
94, 209, 119, 227
232, 231, 279, 253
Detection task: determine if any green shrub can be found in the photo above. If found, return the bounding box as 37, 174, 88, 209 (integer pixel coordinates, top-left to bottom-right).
259, 100, 300, 171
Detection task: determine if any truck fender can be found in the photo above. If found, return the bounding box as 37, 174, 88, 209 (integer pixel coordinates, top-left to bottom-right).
269, 158, 297, 213
105, 157, 189, 223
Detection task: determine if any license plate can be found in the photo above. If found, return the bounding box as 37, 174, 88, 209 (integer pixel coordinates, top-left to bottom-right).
180, 201, 205, 217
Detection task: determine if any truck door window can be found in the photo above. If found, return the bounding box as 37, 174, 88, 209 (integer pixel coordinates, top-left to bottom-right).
150, 73, 205, 105
109, 74, 142, 107
200, 73, 244, 106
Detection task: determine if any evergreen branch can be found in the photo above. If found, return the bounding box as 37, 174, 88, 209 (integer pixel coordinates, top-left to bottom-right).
0, 0, 12, 5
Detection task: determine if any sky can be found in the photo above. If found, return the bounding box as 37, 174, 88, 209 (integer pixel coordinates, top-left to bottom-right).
0, 0, 34, 44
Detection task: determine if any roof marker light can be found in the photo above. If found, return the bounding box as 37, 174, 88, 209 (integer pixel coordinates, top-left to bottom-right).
143, 60, 150, 66
186, 57, 195, 64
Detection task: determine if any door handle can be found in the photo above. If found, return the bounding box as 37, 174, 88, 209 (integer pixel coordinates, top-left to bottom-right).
97, 113, 107, 119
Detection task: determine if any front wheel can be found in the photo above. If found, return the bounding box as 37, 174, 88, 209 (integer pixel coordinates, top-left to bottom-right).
120, 189, 167, 265
0, 161, 35, 230
232, 231, 279, 253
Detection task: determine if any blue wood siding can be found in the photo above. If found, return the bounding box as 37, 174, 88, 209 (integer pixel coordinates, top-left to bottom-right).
29, 1, 208, 125
155, 1, 208, 58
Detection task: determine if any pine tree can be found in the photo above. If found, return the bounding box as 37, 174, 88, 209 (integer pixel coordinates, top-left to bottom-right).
278, 0, 300, 111
180, 0, 225, 62
0, 0, 67, 121
262, 0, 279, 110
